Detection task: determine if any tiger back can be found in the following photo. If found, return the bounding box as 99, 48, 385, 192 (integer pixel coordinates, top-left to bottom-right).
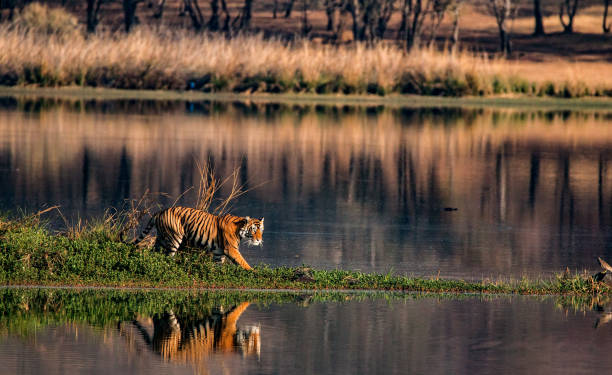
134, 207, 263, 271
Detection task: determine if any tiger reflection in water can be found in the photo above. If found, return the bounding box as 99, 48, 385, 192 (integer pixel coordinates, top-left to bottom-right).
118, 302, 260, 365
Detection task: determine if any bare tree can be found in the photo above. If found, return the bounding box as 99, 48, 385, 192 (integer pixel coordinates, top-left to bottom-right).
218, 0, 231, 32
374, 0, 395, 40
559, 0, 579, 33
86, 0, 106, 33
324, 0, 337, 31
209, 0, 220, 30
332, 2, 349, 41
488, 0, 513, 56
427, 0, 451, 46
123, 0, 144, 32
183, 0, 205, 30
152, 0, 167, 19
397, 0, 432, 50
450, 0, 461, 52
604, 0, 610, 33
236, 0, 253, 30
531, 0, 544, 35
285, 0, 296, 17
346, 0, 395, 42
301, 0, 312, 36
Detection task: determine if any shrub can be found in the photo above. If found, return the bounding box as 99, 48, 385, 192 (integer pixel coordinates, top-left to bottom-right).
15, 2, 80, 39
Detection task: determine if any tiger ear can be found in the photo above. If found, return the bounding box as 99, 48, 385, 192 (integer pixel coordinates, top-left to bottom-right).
261, 217, 264, 223
245, 216, 251, 221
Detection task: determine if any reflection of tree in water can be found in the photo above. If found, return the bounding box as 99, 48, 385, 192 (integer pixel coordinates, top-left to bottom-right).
1, 98, 612, 273
119, 302, 260, 365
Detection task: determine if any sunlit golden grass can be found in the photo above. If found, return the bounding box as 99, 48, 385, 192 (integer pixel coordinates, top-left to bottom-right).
0, 26, 610, 97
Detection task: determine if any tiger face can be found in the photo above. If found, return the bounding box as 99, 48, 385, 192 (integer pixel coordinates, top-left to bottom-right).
239, 217, 264, 246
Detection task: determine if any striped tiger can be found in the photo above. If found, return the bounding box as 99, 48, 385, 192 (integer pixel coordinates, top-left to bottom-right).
134, 206, 263, 270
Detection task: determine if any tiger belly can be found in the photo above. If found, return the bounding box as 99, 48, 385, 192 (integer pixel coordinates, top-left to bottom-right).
185, 230, 226, 261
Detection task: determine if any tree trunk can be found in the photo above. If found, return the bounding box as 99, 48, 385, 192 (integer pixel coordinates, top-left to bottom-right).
239, 0, 253, 29
183, 0, 205, 31
347, 0, 360, 40
450, 3, 461, 53
498, 24, 510, 56
407, 0, 424, 50
301, 0, 311, 36
273, 0, 278, 18
285, 0, 296, 18
604, 0, 610, 33
209, 0, 219, 30
86, 0, 102, 33
123, 0, 142, 32
153, 0, 166, 19
375, 0, 394, 41
489, 0, 512, 57
532, 0, 544, 35
220, 0, 231, 32
333, 5, 347, 42
397, 0, 408, 40
325, 0, 335, 31
559, 0, 579, 34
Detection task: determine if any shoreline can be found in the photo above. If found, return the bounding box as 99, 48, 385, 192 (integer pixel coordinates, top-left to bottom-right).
0, 272, 610, 296
2, 86, 612, 110
0, 282, 607, 297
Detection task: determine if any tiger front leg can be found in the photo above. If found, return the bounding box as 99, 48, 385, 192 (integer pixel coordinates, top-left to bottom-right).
224, 244, 253, 271
212, 254, 227, 264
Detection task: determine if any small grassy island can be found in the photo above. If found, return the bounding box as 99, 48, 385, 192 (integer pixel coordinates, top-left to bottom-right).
1, 214, 609, 296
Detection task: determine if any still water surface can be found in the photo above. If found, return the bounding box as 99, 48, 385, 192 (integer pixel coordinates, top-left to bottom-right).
0, 97, 611, 278
1, 288, 612, 375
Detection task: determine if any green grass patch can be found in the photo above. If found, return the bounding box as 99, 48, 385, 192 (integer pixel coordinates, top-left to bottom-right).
0, 216, 609, 295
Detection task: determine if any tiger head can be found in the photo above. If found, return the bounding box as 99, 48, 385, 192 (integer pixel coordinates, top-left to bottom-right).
239, 217, 264, 246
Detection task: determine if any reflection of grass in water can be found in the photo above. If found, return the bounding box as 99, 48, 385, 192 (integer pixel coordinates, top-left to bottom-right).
555, 295, 612, 313
0, 287, 564, 338
0, 215, 610, 296
0, 287, 501, 337
0, 287, 299, 336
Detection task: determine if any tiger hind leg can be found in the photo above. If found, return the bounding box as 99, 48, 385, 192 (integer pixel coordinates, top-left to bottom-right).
154, 234, 183, 256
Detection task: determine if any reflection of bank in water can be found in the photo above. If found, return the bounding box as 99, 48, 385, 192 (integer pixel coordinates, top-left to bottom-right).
118, 302, 260, 364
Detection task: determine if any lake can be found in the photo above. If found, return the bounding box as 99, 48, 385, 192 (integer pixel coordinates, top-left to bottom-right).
1, 287, 612, 375
1, 94, 612, 374
1, 95, 611, 279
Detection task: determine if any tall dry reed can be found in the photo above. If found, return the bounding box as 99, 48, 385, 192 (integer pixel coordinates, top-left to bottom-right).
0, 26, 609, 97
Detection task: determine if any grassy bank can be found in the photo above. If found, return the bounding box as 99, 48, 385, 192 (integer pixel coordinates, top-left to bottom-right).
1, 27, 611, 98
3, 86, 612, 111
0, 215, 609, 295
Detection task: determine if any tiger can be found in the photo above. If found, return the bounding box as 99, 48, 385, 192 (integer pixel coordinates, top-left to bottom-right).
134, 206, 263, 271
119, 302, 260, 364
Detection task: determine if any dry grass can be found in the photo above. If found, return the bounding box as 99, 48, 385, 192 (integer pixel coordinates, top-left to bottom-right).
0, 24, 609, 97
194, 160, 250, 215
13, 2, 80, 39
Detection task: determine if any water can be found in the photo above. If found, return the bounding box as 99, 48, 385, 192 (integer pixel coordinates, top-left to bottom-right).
1, 96, 611, 278
1, 287, 612, 375
1, 95, 612, 373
